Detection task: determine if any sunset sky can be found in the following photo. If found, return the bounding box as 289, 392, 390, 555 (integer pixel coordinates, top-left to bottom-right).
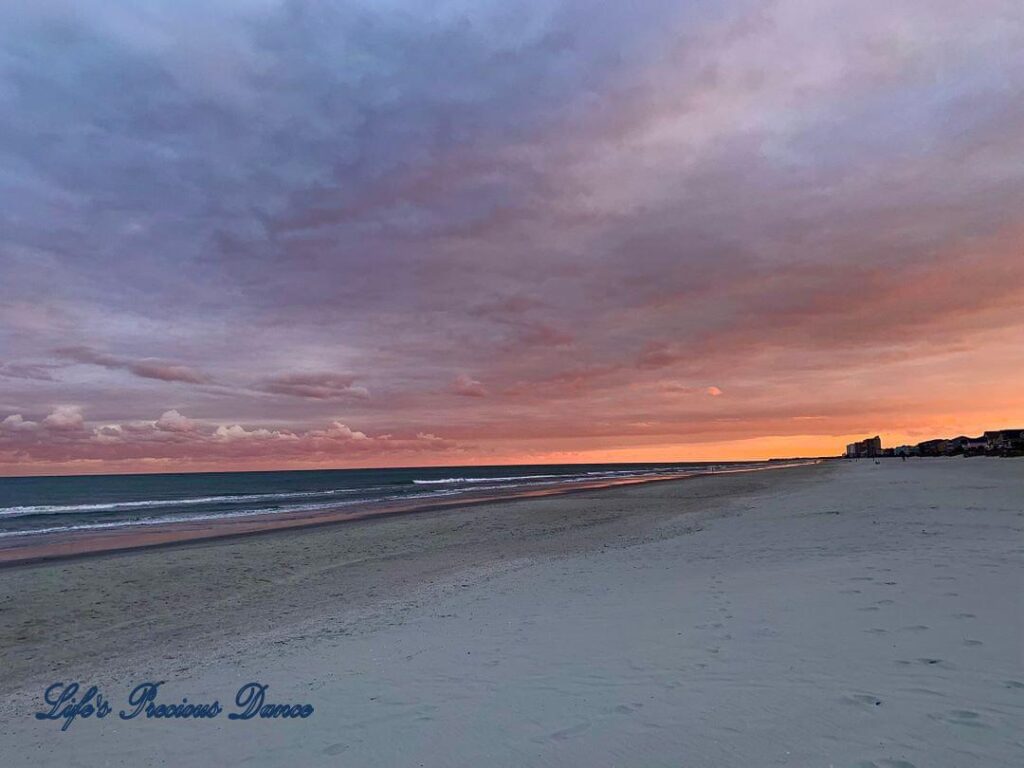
1, 1, 1023, 475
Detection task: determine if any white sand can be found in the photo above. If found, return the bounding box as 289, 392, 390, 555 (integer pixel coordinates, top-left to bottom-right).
2, 459, 1021, 766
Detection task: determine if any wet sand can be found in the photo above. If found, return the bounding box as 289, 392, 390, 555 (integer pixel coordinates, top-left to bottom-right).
1, 459, 1021, 766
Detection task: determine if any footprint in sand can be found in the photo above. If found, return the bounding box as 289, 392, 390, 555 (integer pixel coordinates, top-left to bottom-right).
917, 658, 955, 669
963, 639, 983, 647
929, 709, 988, 728
323, 743, 349, 756
842, 693, 883, 709
898, 625, 930, 633
954, 613, 976, 619
551, 722, 591, 740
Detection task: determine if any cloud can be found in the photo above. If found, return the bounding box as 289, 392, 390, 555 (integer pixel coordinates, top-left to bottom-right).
311, 422, 369, 441
260, 373, 369, 400
1, 1, 1022, 471
706, 386, 723, 397
214, 424, 287, 442
1, 414, 39, 432
42, 405, 84, 431
92, 424, 123, 443
636, 342, 679, 371
453, 374, 487, 398
155, 409, 197, 433
128, 362, 209, 384
55, 347, 209, 384
0, 407, 461, 472
0, 362, 57, 381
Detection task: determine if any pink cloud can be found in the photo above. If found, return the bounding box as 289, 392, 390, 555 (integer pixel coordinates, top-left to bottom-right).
453, 374, 487, 397
636, 342, 679, 370
42, 405, 85, 431
214, 424, 291, 442
155, 409, 197, 433
312, 422, 369, 441
0, 408, 465, 472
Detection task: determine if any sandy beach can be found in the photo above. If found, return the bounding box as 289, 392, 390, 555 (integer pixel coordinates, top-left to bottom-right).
1, 458, 1021, 766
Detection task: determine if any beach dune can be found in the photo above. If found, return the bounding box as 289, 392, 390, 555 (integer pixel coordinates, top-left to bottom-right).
1, 459, 1021, 767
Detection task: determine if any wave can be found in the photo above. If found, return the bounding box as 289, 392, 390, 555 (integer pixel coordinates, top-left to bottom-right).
3, 469, 714, 521
0, 487, 373, 520
0, 472, 663, 539
0, 502, 352, 539
0, 487, 474, 539
411, 467, 701, 486
411, 473, 568, 485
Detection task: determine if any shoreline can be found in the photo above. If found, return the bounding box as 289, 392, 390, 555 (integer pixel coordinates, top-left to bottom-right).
0, 459, 819, 568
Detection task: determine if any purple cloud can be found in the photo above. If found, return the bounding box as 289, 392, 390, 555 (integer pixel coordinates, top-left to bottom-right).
260, 373, 369, 400
55, 347, 210, 384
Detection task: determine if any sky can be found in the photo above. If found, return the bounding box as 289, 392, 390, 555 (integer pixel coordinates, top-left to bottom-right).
1, 0, 1023, 475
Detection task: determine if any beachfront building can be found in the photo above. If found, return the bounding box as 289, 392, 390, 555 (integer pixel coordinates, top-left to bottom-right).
916, 439, 950, 457
984, 429, 1024, 454
847, 430, 1024, 458
882, 429, 1024, 458
846, 436, 882, 458
949, 435, 988, 455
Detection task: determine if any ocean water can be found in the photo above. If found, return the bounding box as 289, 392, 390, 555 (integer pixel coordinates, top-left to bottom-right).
0, 462, 759, 539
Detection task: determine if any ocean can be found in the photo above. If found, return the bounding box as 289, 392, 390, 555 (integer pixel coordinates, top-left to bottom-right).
0, 462, 761, 540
